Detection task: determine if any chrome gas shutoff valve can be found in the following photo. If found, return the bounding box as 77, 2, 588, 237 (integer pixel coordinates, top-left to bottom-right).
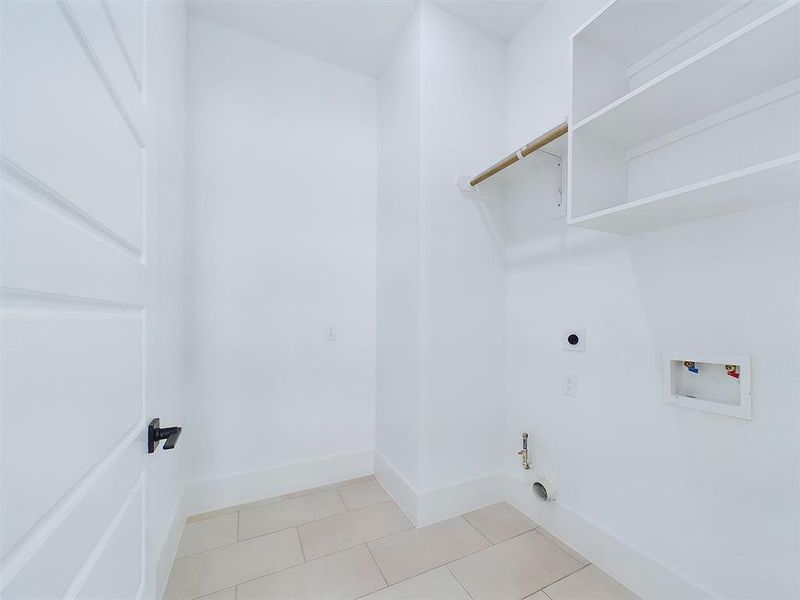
518, 432, 531, 470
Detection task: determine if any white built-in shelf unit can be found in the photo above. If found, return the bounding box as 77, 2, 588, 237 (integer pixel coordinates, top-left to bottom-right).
567, 0, 800, 234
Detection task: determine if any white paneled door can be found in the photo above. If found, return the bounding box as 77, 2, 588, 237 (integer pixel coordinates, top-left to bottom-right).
1, 1, 157, 598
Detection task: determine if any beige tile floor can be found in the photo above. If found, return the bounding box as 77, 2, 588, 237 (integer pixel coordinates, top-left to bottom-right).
165, 476, 639, 600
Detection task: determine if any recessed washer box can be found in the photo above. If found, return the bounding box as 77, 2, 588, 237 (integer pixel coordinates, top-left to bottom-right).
664, 352, 751, 420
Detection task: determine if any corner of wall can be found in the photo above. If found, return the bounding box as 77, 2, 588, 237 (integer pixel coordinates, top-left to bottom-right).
374, 450, 419, 524
416, 472, 505, 527
375, 450, 505, 528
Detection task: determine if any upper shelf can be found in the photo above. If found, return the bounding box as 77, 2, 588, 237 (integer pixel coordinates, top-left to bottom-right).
570, 154, 799, 234
573, 0, 800, 150
573, 1, 728, 68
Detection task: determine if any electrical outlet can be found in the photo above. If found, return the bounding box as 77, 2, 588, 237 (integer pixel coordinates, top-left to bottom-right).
563, 372, 577, 397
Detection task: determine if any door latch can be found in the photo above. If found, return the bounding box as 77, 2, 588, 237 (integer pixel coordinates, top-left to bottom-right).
148, 418, 182, 454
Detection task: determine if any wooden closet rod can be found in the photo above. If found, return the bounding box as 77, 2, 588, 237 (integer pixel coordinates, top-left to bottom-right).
469, 121, 568, 187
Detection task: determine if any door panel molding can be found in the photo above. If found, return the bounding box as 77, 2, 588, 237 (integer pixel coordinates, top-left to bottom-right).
0, 0, 145, 250
1, 159, 144, 261
0, 419, 146, 599
60, 0, 147, 148
1, 314, 144, 557
0, 430, 145, 597
100, 0, 144, 91
0, 287, 142, 316
67, 475, 145, 600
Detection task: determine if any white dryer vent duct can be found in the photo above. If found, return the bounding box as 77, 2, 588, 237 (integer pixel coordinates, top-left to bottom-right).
532, 477, 556, 502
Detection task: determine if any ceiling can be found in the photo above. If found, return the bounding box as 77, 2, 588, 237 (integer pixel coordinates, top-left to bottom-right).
432, 1, 545, 40
187, 0, 543, 77
188, 0, 418, 77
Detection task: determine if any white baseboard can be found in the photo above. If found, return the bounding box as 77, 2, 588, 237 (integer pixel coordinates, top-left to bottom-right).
374, 450, 504, 527
504, 473, 715, 600
374, 451, 419, 524
185, 450, 374, 517
416, 472, 505, 527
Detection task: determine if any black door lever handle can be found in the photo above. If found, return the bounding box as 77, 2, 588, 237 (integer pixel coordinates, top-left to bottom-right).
148, 418, 182, 453
161, 427, 181, 450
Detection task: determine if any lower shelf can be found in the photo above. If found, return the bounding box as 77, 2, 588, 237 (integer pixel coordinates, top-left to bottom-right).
568, 154, 799, 234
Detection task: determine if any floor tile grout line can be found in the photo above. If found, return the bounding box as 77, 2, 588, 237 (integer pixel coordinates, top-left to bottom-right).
490, 524, 539, 546
188, 539, 583, 600
289, 475, 377, 501
293, 499, 401, 553
295, 506, 415, 563
338, 480, 392, 512
296, 526, 308, 562
173, 514, 242, 560
171, 478, 384, 600
188, 496, 290, 523
370, 534, 492, 590
459, 514, 494, 546
536, 527, 590, 566
239, 489, 381, 541
206, 541, 380, 599
193, 586, 236, 600
175, 520, 563, 581
173, 486, 593, 599
335, 487, 349, 512
184, 526, 590, 600
178, 534, 308, 600
539, 563, 591, 596
188, 476, 375, 522
176, 499, 398, 562
445, 541, 588, 600
445, 563, 476, 600
382, 526, 566, 591
369, 519, 513, 588
178, 515, 588, 600
364, 542, 389, 588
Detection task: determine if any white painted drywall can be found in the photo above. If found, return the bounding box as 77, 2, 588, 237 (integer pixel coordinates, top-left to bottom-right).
502, 3, 799, 598
376, 8, 423, 492
376, 4, 507, 517
417, 3, 507, 492
186, 16, 377, 484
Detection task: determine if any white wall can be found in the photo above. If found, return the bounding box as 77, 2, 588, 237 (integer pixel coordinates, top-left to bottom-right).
502, 3, 799, 598
376, 8, 422, 494
417, 3, 506, 493
187, 16, 377, 488
376, 4, 507, 522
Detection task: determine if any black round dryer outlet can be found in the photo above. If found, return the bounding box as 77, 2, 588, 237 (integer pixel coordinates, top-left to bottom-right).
568, 334, 580, 346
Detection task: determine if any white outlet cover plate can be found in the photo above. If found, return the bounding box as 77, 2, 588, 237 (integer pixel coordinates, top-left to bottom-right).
563, 330, 585, 351
563, 372, 577, 397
